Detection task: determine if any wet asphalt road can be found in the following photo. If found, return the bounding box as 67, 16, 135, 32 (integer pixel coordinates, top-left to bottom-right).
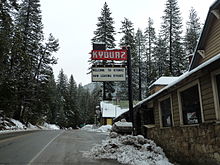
0, 130, 121, 165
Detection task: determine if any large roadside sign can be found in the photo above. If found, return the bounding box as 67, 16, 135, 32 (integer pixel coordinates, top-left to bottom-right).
91, 50, 127, 61
92, 66, 126, 82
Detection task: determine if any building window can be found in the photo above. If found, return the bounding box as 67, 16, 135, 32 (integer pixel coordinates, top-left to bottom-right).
180, 85, 202, 125
211, 70, 220, 120
160, 98, 173, 127
143, 108, 155, 125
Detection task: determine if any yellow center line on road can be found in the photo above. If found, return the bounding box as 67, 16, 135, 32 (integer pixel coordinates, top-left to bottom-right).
0, 131, 35, 144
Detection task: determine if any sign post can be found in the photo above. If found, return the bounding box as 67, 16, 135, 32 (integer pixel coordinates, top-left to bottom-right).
90, 44, 134, 133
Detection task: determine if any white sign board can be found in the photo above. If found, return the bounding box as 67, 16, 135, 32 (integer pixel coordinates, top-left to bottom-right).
92, 66, 126, 82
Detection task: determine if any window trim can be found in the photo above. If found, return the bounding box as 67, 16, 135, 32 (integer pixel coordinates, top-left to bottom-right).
177, 80, 204, 125
158, 95, 174, 128
211, 69, 220, 120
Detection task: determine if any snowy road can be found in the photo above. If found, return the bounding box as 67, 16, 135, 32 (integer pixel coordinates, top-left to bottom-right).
0, 130, 120, 165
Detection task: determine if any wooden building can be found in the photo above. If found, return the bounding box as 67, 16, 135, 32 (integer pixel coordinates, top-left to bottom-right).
100, 101, 128, 125
116, 1, 220, 164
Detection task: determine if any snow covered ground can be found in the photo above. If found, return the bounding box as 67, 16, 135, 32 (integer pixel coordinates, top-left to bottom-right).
39, 122, 60, 130
83, 133, 173, 165
0, 117, 60, 134
81, 124, 112, 133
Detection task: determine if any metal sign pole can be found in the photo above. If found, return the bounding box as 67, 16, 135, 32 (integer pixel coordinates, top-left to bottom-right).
127, 47, 134, 133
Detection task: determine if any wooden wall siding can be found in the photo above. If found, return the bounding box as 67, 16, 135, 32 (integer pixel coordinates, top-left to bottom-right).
200, 73, 216, 121
153, 101, 160, 126
201, 18, 220, 64
171, 92, 180, 126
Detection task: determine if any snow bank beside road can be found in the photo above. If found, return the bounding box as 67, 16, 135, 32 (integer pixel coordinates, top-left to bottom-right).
10, 119, 26, 129
81, 124, 112, 133
83, 134, 173, 165
41, 122, 60, 130
0, 117, 60, 133
81, 124, 94, 131
96, 125, 112, 132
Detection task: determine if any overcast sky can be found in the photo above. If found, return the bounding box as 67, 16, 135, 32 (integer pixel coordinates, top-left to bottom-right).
40, 0, 215, 86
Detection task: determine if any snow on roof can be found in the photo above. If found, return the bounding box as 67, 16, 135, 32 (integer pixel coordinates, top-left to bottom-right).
135, 53, 220, 109
149, 76, 179, 88
101, 101, 128, 118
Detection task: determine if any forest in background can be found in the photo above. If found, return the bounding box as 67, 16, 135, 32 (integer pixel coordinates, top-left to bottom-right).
0, 0, 202, 128
0, 0, 100, 128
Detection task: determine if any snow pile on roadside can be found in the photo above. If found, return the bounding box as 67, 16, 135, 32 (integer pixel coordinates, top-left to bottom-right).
40, 122, 60, 130
81, 124, 112, 133
0, 118, 29, 134
10, 119, 27, 129
96, 125, 112, 132
83, 134, 173, 165
114, 120, 132, 127
0, 118, 27, 130
81, 124, 94, 131
27, 123, 38, 129
0, 116, 60, 132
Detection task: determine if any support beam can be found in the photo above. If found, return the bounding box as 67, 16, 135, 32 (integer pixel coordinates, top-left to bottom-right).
198, 50, 205, 58
211, 9, 220, 19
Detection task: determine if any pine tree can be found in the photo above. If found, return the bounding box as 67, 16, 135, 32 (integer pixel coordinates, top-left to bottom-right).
34, 33, 59, 81
46, 73, 58, 124
91, 2, 116, 100
66, 75, 79, 128
0, 0, 59, 125
0, 0, 19, 117
119, 18, 135, 48
161, 0, 186, 76
144, 18, 156, 73
89, 85, 101, 124
153, 33, 169, 78
0, 0, 18, 75
7, 0, 59, 124
10, 0, 45, 122
135, 29, 145, 100
77, 84, 91, 124
56, 69, 68, 127
185, 7, 201, 57
118, 17, 138, 100
92, 2, 116, 48
143, 17, 157, 95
